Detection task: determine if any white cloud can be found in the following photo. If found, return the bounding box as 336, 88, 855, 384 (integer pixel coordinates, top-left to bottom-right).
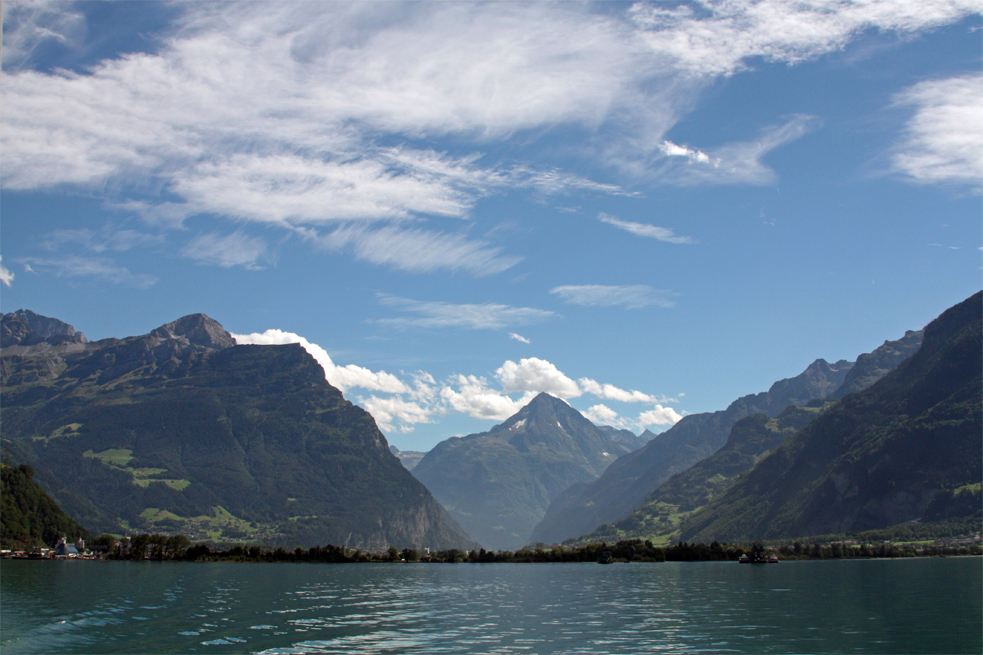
359, 395, 434, 433
0, 258, 14, 287
628, 0, 978, 77
495, 357, 582, 399
231, 325, 682, 432
599, 213, 694, 244
550, 284, 678, 309
18, 255, 157, 288
578, 378, 666, 405
659, 140, 714, 165
312, 224, 522, 276
509, 332, 531, 344
440, 374, 534, 421
231, 328, 409, 394
638, 405, 684, 428
40, 227, 163, 253
182, 231, 270, 270
651, 115, 819, 186
1, 0, 87, 70
891, 74, 983, 188
375, 294, 555, 329
4, 0, 967, 269
584, 403, 620, 425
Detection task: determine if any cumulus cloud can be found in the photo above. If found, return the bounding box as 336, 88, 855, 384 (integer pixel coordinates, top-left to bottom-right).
181, 231, 270, 270
232, 325, 682, 432
584, 403, 620, 425
0, 258, 14, 287
359, 395, 435, 433
578, 378, 668, 405
440, 374, 534, 421
375, 295, 555, 329
496, 358, 582, 398
550, 284, 678, 309
638, 405, 684, 428
599, 213, 694, 244
231, 328, 409, 394
891, 74, 983, 189
509, 332, 531, 344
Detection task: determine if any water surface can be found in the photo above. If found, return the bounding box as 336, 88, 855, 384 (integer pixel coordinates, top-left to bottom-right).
2, 558, 979, 654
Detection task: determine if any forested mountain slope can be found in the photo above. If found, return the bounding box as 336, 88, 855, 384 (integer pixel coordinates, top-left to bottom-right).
680, 292, 982, 542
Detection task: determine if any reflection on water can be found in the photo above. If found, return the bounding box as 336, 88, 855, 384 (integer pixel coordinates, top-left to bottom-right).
2, 558, 980, 654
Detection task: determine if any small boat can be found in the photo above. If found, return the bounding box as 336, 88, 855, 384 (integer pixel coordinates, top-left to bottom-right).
598, 551, 614, 565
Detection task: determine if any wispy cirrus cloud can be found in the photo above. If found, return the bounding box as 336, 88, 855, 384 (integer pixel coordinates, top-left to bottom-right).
550, 284, 678, 309
2, 0, 975, 277
891, 74, 983, 189
375, 294, 555, 329
181, 231, 271, 270
0, 0, 87, 71
599, 213, 694, 244
40, 226, 163, 253
18, 255, 157, 288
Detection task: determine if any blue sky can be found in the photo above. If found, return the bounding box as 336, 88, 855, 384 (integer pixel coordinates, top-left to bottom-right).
2, 1, 980, 452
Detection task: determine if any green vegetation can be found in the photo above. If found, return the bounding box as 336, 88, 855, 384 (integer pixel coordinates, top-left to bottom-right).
679, 292, 982, 543
1, 463, 92, 549
579, 405, 825, 545
1, 313, 475, 551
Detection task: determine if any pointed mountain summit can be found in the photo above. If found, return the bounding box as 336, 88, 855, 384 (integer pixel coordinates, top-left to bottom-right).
149, 313, 236, 350
1, 311, 474, 551
412, 392, 646, 551
530, 330, 923, 546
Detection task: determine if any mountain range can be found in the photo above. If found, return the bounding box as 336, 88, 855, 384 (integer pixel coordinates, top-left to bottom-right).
0, 311, 475, 551
679, 291, 981, 542
530, 329, 924, 545
411, 392, 648, 550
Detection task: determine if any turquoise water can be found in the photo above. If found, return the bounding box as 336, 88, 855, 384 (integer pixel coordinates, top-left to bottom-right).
1, 558, 980, 654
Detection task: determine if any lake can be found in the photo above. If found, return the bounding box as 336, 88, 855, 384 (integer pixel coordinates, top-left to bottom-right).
1, 558, 979, 654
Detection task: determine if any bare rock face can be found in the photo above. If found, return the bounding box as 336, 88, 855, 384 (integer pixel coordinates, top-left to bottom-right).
1, 310, 87, 348
149, 314, 236, 350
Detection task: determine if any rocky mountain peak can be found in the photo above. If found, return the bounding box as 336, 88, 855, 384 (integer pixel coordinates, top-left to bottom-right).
149, 314, 235, 350
0, 309, 87, 348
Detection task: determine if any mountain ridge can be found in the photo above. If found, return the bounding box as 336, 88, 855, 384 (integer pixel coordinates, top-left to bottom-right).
530, 332, 923, 545
1, 312, 475, 551
679, 292, 982, 542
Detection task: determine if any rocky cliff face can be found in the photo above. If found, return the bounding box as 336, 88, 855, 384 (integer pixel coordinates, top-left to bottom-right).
1, 312, 475, 551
